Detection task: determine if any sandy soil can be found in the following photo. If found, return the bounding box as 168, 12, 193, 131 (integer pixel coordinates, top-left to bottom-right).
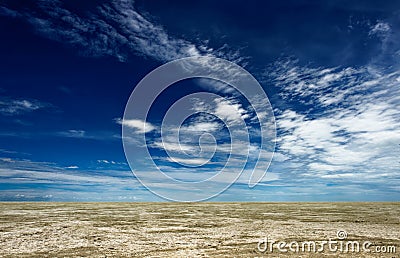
0, 202, 398, 257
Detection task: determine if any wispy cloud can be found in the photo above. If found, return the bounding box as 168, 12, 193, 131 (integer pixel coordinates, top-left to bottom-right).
57, 129, 86, 138
0, 6, 19, 18
369, 21, 391, 37
0, 98, 47, 116
97, 159, 127, 166
166, 157, 210, 166
0, 148, 25, 155
56, 129, 120, 141
367, 19, 399, 63
268, 58, 400, 186
0, 0, 241, 64
213, 98, 250, 126
115, 118, 156, 133
0, 157, 142, 201
143, 95, 273, 186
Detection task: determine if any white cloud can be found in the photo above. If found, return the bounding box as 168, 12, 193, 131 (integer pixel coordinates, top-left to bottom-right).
97, 159, 126, 166
116, 118, 156, 133
272, 152, 289, 162
213, 99, 250, 125
0, 157, 15, 163
167, 157, 210, 166
98, 0, 209, 62
55, 129, 120, 141
142, 93, 275, 188
58, 129, 86, 138
0, 98, 45, 115
149, 97, 259, 161
267, 60, 363, 107
368, 21, 398, 58
0, 0, 243, 64
369, 21, 391, 37
152, 140, 195, 153
271, 59, 400, 182
0, 158, 129, 192
195, 78, 237, 94
179, 121, 220, 133
0, 167, 134, 186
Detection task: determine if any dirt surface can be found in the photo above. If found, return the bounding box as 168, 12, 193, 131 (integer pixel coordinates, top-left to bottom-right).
0, 202, 398, 257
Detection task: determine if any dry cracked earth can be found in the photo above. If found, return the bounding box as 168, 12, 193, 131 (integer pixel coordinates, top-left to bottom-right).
0, 202, 399, 257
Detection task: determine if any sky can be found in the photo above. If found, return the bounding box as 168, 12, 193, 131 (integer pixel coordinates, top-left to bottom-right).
0, 0, 399, 201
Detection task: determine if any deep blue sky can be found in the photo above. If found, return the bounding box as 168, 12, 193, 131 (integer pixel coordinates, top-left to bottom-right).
0, 0, 399, 201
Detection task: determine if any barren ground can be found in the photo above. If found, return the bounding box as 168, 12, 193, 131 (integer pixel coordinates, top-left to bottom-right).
0, 202, 398, 257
